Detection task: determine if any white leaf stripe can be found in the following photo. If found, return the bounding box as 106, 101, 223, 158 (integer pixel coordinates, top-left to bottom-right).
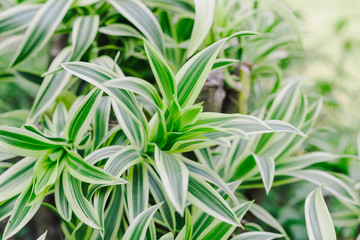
70, 15, 99, 61
187, 0, 215, 57
187, 176, 240, 226
61, 62, 148, 129
54, 177, 72, 221
65, 88, 103, 145
11, 0, 75, 67
122, 204, 162, 240
0, 126, 60, 156
27, 47, 72, 124
0, 4, 40, 34
105, 77, 163, 108
147, 164, 176, 232
62, 170, 101, 229
127, 163, 149, 222
0, 157, 36, 202
99, 23, 143, 38
305, 188, 336, 240
144, 41, 176, 105
252, 154, 275, 194
108, 0, 165, 52
104, 146, 142, 177
155, 147, 189, 214
3, 184, 46, 240
65, 150, 124, 185
84, 145, 123, 164
231, 231, 284, 240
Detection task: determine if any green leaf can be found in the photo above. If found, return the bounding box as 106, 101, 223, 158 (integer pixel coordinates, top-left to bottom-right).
54, 175, 72, 221
127, 163, 149, 222
304, 188, 336, 240
147, 164, 176, 232
108, 0, 165, 52
262, 0, 303, 46
0, 197, 17, 222
112, 101, 147, 150
0, 4, 40, 35
252, 154, 275, 194
155, 146, 189, 214
70, 15, 99, 61
99, 23, 143, 38
176, 31, 257, 107
0, 157, 36, 202
11, 0, 75, 67
65, 150, 125, 185
160, 232, 174, 240
2, 184, 46, 240
0, 126, 60, 157
33, 153, 59, 194
62, 170, 101, 229
104, 146, 143, 177
286, 170, 359, 205
64, 88, 103, 145
212, 58, 239, 70
185, 208, 193, 240
104, 77, 163, 108
231, 231, 284, 240
27, 47, 72, 124
187, 0, 215, 57
84, 145, 123, 165
122, 204, 162, 240
187, 175, 240, 226
181, 156, 237, 203
61, 62, 148, 130
144, 41, 176, 106
93, 97, 111, 149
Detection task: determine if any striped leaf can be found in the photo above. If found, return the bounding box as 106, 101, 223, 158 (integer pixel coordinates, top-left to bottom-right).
181, 156, 237, 203
176, 31, 257, 107
36, 231, 47, 240
304, 188, 336, 240
93, 97, 111, 149
231, 232, 284, 240
127, 163, 149, 222
0, 197, 17, 222
99, 23, 143, 38
70, 15, 99, 61
64, 88, 103, 145
27, 47, 72, 124
61, 62, 148, 130
28, 15, 99, 123
2, 184, 46, 240
65, 150, 125, 185
0, 126, 60, 157
252, 154, 275, 194
155, 147, 189, 214
104, 77, 163, 108
108, 0, 165, 52
112, 101, 147, 150
104, 146, 143, 177
187, 0, 215, 57
11, 0, 74, 67
144, 41, 176, 106
33, 153, 59, 194
0, 4, 40, 35
102, 185, 124, 240
185, 208, 193, 240
54, 176, 72, 221
187, 175, 240, 226
147, 164, 176, 232
122, 204, 162, 240
287, 170, 359, 205
0, 157, 36, 202
62, 170, 101, 229
84, 145, 123, 165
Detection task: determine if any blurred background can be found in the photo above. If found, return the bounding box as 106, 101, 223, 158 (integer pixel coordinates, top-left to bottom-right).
287, 0, 360, 131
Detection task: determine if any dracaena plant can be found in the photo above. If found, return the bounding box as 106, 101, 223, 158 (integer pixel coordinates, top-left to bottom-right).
0, 0, 359, 240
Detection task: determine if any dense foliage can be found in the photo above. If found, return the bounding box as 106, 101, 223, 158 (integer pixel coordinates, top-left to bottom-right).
0, 0, 359, 239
